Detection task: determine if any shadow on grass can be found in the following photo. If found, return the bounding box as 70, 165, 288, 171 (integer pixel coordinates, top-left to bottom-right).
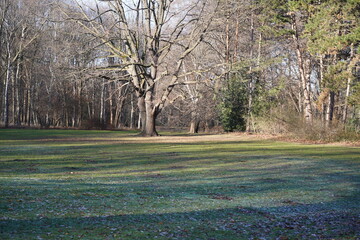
1, 140, 359, 195
1, 201, 359, 239
1, 130, 360, 239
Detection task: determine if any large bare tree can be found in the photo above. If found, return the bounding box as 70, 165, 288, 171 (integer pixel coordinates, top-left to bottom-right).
62, 0, 218, 135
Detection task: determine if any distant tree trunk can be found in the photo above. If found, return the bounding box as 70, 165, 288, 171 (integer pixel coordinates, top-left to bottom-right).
291, 14, 312, 123
11, 67, 16, 125
4, 47, 12, 128
14, 63, 21, 126
343, 43, 354, 123
246, 11, 255, 133
100, 78, 106, 127
343, 78, 351, 123
183, 64, 200, 134
26, 73, 32, 126
109, 81, 114, 126
303, 59, 313, 123
78, 80, 82, 127
319, 55, 326, 122
326, 91, 335, 128
92, 81, 96, 119
130, 93, 135, 129
137, 95, 146, 131
114, 88, 127, 129
14, 26, 26, 126
72, 84, 76, 127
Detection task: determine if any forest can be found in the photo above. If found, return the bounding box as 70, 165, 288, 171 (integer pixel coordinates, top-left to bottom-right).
1, 1, 360, 238
0, 0, 359, 139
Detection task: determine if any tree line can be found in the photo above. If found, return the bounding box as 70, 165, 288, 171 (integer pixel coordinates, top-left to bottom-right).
1, 0, 359, 138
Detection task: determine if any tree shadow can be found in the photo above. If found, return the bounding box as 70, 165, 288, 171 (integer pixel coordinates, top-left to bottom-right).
1, 199, 359, 239
1, 132, 360, 239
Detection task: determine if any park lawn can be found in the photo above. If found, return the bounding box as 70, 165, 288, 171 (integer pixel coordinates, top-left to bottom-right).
0, 129, 359, 239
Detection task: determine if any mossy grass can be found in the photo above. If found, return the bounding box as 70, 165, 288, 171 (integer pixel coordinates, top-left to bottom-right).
0, 129, 359, 239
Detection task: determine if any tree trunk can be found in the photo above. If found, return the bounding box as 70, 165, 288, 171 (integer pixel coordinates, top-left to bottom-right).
109, 81, 114, 126
189, 112, 200, 134
303, 59, 313, 123
144, 109, 158, 136
343, 43, 354, 123
325, 91, 335, 128
319, 55, 326, 122
246, 11, 258, 132
137, 95, 146, 132
78, 80, 82, 127
343, 77, 351, 123
14, 26, 26, 127
100, 78, 105, 127
114, 96, 126, 129
4, 53, 11, 128
291, 14, 313, 123
11, 66, 16, 125
144, 90, 158, 136
130, 93, 135, 129
14, 63, 21, 126
72, 84, 76, 127
26, 80, 31, 126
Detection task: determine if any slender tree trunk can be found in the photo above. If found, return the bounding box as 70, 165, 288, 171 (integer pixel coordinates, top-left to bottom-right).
246, 11, 255, 132
100, 78, 105, 127
87, 101, 92, 121
4, 50, 11, 127
92, 81, 96, 119
291, 16, 312, 123
114, 93, 126, 129
11, 66, 16, 125
109, 81, 114, 126
303, 59, 312, 122
14, 26, 26, 126
26, 82, 31, 126
298, 81, 303, 113
113, 82, 120, 128
137, 114, 141, 129
130, 93, 135, 129
326, 91, 335, 128
72, 84, 76, 127
225, 15, 230, 81
343, 43, 354, 123
15, 64, 21, 126
343, 77, 351, 123
78, 80, 82, 127
23, 80, 28, 124
233, 18, 239, 62
319, 55, 326, 122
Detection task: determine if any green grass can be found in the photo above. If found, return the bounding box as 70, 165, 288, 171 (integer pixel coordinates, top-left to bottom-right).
0, 129, 359, 239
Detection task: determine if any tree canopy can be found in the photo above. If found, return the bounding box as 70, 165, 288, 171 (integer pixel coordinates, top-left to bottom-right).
0, 0, 359, 138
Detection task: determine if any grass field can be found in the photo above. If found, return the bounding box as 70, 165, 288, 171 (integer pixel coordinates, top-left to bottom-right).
0, 129, 359, 239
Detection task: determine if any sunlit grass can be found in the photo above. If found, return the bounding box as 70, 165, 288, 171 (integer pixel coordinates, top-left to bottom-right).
0, 129, 359, 239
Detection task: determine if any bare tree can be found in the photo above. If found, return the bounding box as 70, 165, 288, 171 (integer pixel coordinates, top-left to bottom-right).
61, 0, 218, 135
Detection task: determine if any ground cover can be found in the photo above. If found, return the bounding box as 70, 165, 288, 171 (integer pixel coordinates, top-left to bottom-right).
0, 129, 359, 239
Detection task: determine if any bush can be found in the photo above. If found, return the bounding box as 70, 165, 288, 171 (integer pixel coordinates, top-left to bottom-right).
81, 118, 114, 130
218, 74, 248, 132
253, 106, 360, 142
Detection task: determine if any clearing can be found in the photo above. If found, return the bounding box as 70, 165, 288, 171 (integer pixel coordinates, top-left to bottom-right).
0, 129, 359, 239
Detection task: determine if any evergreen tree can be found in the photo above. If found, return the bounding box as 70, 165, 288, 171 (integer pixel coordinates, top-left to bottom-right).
219, 71, 249, 132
